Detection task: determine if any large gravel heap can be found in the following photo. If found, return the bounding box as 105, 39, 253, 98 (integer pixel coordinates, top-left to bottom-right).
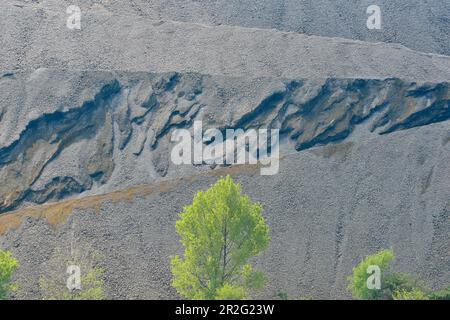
0, 1, 449, 299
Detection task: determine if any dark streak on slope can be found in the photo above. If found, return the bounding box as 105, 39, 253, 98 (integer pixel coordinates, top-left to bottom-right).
0, 80, 121, 212
1, 74, 450, 213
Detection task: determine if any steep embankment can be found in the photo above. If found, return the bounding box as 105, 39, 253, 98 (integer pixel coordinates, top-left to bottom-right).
1, 71, 450, 212
5, 0, 450, 56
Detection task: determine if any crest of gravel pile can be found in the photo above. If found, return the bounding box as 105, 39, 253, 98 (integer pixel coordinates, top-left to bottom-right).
1, 4, 450, 81
5, 0, 450, 56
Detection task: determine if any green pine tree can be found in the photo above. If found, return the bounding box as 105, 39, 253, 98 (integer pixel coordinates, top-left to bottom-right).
171, 175, 270, 300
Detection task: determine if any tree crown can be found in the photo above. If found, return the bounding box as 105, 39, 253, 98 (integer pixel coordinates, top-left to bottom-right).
171, 175, 270, 299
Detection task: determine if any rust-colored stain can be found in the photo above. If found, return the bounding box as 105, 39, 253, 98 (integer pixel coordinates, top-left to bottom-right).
0, 163, 261, 236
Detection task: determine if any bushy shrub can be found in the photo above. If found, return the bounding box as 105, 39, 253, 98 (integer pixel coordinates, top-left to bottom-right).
347, 249, 394, 300
393, 288, 429, 300
0, 249, 18, 300
428, 286, 450, 300
348, 249, 448, 300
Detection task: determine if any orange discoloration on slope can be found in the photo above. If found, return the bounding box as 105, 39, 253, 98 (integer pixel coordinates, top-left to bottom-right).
0, 163, 261, 236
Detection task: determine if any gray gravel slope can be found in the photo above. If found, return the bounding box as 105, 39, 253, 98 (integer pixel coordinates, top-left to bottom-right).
1, 120, 449, 299
1, 70, 450, 213
1, 5, 450, 82
5, 0, 450, 55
